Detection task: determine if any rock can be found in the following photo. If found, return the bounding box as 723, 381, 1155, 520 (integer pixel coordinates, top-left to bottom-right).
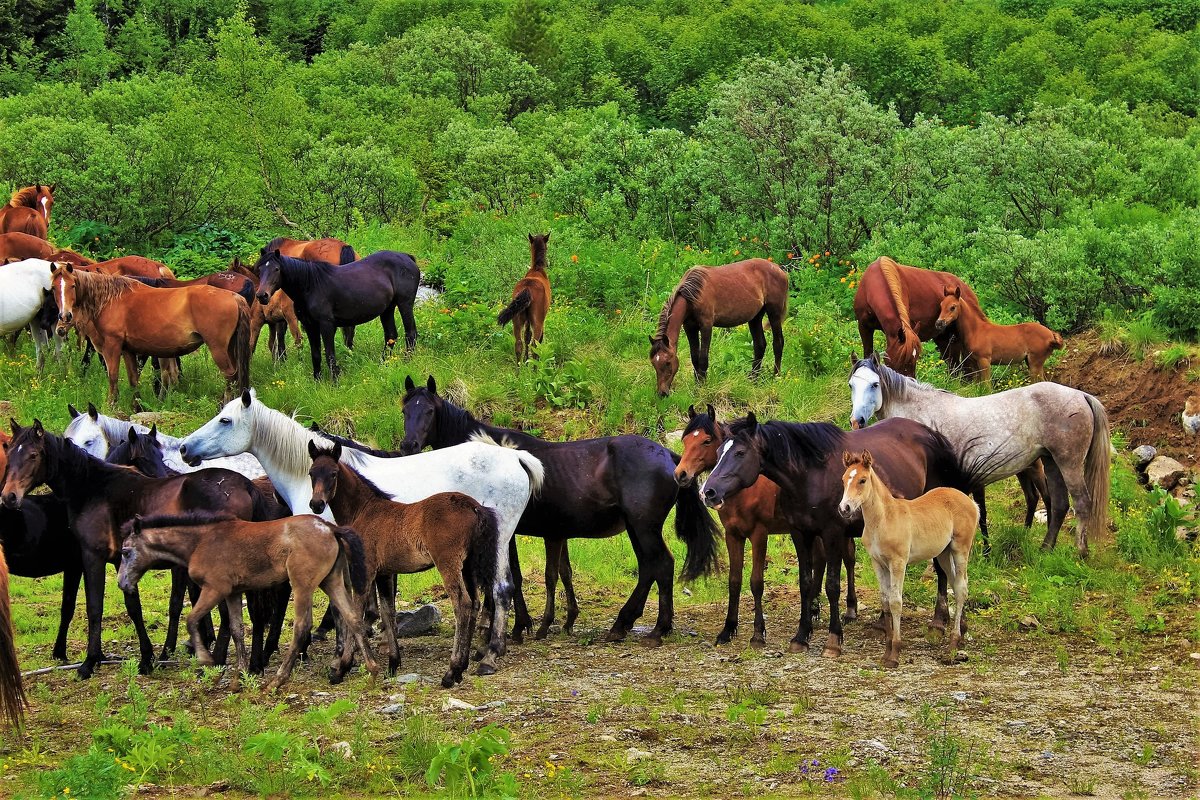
392, 673, 428, 685
330, 741, 354, 761
1132, 445, 1157, 469
1018, 615, 1041, 632
625, 747, 653, 764
379, 703, 405, 715
950, 691, 968, 703
1146, 456, 1188, 490
1033, 509, 1048, 524
665, 430, 684, 444
859, 739, 889, 753
441, 697, 508, 712
396, 604, 442, 638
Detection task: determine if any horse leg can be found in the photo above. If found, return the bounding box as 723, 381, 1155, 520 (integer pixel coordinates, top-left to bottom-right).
940, 549, 969, 658
323, 571, 379, 685
557, 543, 578, 633
31, 323, 47, 371
683, 323, 701, 382
512, 316, 526, 364
301, 320, 322, 380
749, 527, 768, 645
535, 539, 563, 639
246, 589, 271, 674
53, 564, 82, 662
604, 533, 657, 643
1052, 458, 1094, 558
716, 531, 744, 645
821, 532, 844, 658
399, 301, 418, 353
883, 558, 905, 668
187, 588, 225, 669
265, 583, 290, 663
858, 319, 875, 359
842, 536, 858, 623
77, 554, 110, 679
373, 575, 401, 676
929, 557, 950, 632
974, 486, 990, 556
768, 306, 785, 375
121, 351, 141, 404
225, 594, 246, 691
160, 567, 187, 660
508, 538, 531, 643
523, 316, 536, 362
267, 588, 310, 692
381, 308, 399, 356
120, 584, 157, 675
789, 533, 813, 652
1018, 469, 1040, 528
748, 311, 767, 377
439, 566, 475, 687
697, 327, 713, 382
341, 325, 355, 350
646, 534, 675, 644
1040, 457, 1070, 550
321, 324, 340, 382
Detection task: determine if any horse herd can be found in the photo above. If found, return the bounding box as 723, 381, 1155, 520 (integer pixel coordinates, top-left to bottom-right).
0, 184, 1112, 731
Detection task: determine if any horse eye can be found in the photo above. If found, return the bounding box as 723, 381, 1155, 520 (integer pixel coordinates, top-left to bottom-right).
703, 438, 712, 445
85, 438, 96, 446
219, 418, 231, 425
872, 383, 879, 389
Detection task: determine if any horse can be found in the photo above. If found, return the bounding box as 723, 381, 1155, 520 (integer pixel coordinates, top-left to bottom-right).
1, 257, 56, 369
397, 375, 722, 645
0, 543, 25, 728
853, 256, 983, 377
497, 233, 552, 363
252, 237, 357, 347
229, 259, 301, 361
675, 404, 857, 645
701, 413, 979, 656
1, 420, 279, 678
51, 265, 251, 405
308, 442, 498, 686
86, 256, 175, 279
848, 353, 1110, 556
838, 451, 978, 667
254, 250, 419, 381
133, 271, 255, 307
178, 389, 545, 675
649, 258, 787, 396
1184, 395, 1200, 436
935, 286, 1063, 383
0, 185, 53, 239
117, 512, 377, 692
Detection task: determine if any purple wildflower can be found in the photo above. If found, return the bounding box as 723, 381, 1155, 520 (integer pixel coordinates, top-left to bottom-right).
824, 767, 839, 783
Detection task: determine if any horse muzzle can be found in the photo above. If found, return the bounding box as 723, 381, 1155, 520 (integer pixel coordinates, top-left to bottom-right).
178, 444, 203, 468
934, 319, 948, 333
2, 491, 22, 510
850, 416, 865, 430
701, 486, 723, 510
398, 441, 419, 456
674, 469, 693, 487
256, 292, 270, 305
309, 499, 327, 514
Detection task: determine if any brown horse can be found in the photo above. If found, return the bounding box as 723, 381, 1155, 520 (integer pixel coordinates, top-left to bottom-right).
0, 185, 53, 238
0, 231, 90, 265
0, 538, 26, 728
675, 405, 856, 646
935, 286, 1063, 383
254, 237, 357, 347
85, 256, 175, 279
117, 512, 378, 692
134, 271, 255, 306
497, 233, 552, 363
229, 258, 301, 360
650, 258, 788, 396
853, 257, 982, 377
51, 265, 250, 404
308, 442, 498, 687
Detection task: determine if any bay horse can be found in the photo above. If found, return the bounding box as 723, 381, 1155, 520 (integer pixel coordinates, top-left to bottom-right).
0, 232, 90, 265
1, 420, 278, 678
650, 258, 787, 396
675, 405, 857, 645
134, 271, 255, 306
935, 286, 1063, 383
51, 265, 251, 404
848, 353, 1110, 556
398, 375, 722, 645
497, 233, 551, 363
1, 257, 56, 369
255, 250, 419, 381
701, 414, 978, 656
117, 512, 377, 692
253, 237, 357, 347
229, 258, 301, 361
0, 184, 53, 239
178, 389, 545, 675
839, 451, 978, 667
308, 442, 498, 686
0, 543, 25, 728
87, 256, 175, 279
853, 256, 982, 377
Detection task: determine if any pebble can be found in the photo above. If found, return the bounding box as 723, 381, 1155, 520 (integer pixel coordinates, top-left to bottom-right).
379, 703, 405, 715
625, 747, 653, 764
950, 691, 968, 702
391, 673, 428, 685
330, 741, 354, 761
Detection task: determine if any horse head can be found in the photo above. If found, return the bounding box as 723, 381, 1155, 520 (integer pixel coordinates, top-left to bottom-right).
2, 419, 49, 510
648, 336, 679, 397
306, 440, 343, 514
837, 450, 875, 519
935, 286, 963, 334
701, 412, 763, 510
847, 354, 884, 430
255, 250, 284, 305
64, 402, 108, 459
49, 263, 78, 335
108, 425, 169, 477
116, 516, 147, 594
400, 375, 440, 455
676, 404, 720, 487
36, 184, 54, 223
179, 388, 256, 466
528, 233, 550, 269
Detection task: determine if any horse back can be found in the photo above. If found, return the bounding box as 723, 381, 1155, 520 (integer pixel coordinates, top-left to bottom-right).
0, 207, 47, 239
701, 258, 788, 325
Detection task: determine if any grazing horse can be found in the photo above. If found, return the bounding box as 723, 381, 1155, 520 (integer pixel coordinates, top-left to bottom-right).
0, 542, 25, 728
397, 376, 721, 644
675, 405, 856, 645
1, 420, 278, 678
838, 451, 978, 667
254, 250, 419, 381
1, 257, 56, 369
650, 259, 787, 396
853, 257, 981, 377
178, 389, 544, 675
498, 233, 552, 363
701, 414, 977, 656
0, 185, 53, 239
935, 286, 1063, 383
229, 259, 301, 361
308, 442, 498, 686
134, 271, 255, 306
848, 354, 1110, 556
86, 256, 175, 279
51, 265, 251, 404
117, 513, 377, 692
253, 237, 357, 347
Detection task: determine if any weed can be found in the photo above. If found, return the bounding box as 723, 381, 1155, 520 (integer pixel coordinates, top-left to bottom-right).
918, 700, 979, 800
1154, 343, 1192, 371
1131, 743, 1155, 766
425, 724, 519, 799
1067, 775, 1097, 795
1126, 313, 1166, 360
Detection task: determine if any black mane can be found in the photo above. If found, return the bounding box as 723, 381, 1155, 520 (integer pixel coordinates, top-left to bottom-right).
311, 424, 402, 457
731, 419, 847, 470
122, 511, 238, 536
273, 253, 335, 291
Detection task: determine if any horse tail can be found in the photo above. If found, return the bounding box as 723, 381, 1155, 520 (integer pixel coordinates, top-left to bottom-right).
1050, 330, 1064, 350
675, 480, 722, 582
230, 297, 251, 394
877, 256, 916, 344
515, 449, 545, 499
332, 526, 369, 596
0, 548, 27, 729
464, 504, 501, 599
497, 289, 532, 326
338, 244, 357, 265
1083, 393, 1111, 544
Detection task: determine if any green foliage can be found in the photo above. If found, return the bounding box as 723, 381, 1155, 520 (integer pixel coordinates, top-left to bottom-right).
425, 724, 519, 799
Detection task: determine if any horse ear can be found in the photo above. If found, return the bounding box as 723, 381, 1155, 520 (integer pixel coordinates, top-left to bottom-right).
427, 375, 437, 394
706, 404, 715, 419
943, 285, 953, 297
842, 451, 854, 467
687, 405, 697, 419
527, 233, 534, 243
332, 442, 342, 461
48, 183, 56, 194
9, 419, 21, 435
68, 403, 79, 419
65, 263, 73, 274
648, 335, 657, 346
861, 450, 873, 469
544, 232, 550, 242
240, 388, 252, 407
131, 514, 142, 535
148, 424, 158, 442
746, 411, 758, 432
127, 427, 138, 443
404, 375, 415, 393
307, 439, 320, 460
33, 419, 44, 437
87, 402, 98, 420
850, 351, 859, 367
953, 286, 961, 299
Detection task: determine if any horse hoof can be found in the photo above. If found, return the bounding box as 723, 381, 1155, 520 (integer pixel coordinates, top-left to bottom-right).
138, 660, 154, 676
788, 640, 809, 654
471, 648, 484, 662
881, 658, 899, 669
441, 673, 455, 689
842, 609, 858, 624
603, 630, 626, 643
534, 627, 550, 640
715, 632, 733, 646
749, 637, 766, 648
509, 629, 525, 645
476, 662, 497, 677
328, 669, 345, 685
642, 635, 663, 648
927, 620, 946, 634
821, 646, 841, 659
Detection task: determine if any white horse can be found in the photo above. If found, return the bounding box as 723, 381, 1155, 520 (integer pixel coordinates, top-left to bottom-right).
0, 258, 57, 369
63, 402, 265, 479
848, 353, 1110, 556
177, 389, 545, 674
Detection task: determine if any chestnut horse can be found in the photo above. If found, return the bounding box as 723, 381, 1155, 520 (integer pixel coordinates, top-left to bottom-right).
649, 258, 788, 396
935, 287, 1063, 383
0, 185, 53, 239
51, 265, 250, 404
497, 233, 551, 363
853, 257, 982, 377
86, 256, 175, 279
0, 232, 91, 265
229, 258, 301, 360
675, 405, 857, 646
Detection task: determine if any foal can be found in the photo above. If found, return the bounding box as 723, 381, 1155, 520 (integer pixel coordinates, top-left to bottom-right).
935, 286, 1063, 383
117, 513, 378, 691
307, 442, 498, 687
497, 233, 552, 363
838, 451, 978, 667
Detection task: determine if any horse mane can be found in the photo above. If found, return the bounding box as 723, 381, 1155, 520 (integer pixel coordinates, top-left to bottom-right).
273, 253, 334, 290
529, 235, 548, 270
854, 355, 951, 405
469, 431, 522, 450
682, 412, 719, 438
248, 400, 339, 477
654, 267, 707, 341
415, 391, 485, 446
877, 257, 916, 342
730, 418, 846, 470
8, 186, 42, 209
69, 270, 138, 318
123, 511, 238, 535
343, 462, 393, 500
313, 427, 401, 458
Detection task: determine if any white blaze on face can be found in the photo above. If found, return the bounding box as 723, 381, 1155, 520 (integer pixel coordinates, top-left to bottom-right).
702, 439, 736, 496
845, 468, 857, 496
40, 196, 49, 221
58, 278, 66, 316
690, 430, 701, 438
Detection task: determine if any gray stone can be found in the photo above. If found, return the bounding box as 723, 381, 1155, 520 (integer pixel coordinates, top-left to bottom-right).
1146, 455, 1188, 490
625, 747, 653, 764
379, 703, 405, 715
395, 604, 442, 638
1132, 445, 1157, 468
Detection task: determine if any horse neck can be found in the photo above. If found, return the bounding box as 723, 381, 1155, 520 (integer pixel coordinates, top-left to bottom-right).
247, 403, 326, 485
44, 435, 138, 502
856, 471, 896, 543
329, 463, 387, 520
141, 527, 201, 568
663, 296, 687, 348
431, 401, 485, 448
278, 256, 327, 294
529, 243, 547, 273
949, 302, 988, 344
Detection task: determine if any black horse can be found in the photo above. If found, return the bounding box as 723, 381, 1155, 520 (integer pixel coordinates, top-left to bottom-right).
255, 250, 420, 381
389, 375, 722, 645
702, 414, 979, 656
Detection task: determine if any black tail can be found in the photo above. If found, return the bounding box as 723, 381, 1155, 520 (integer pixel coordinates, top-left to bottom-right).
0, 551, 26, 729
332, 526, 369, 596
463, 504, 500, 598
230, 298, 252, 393
675, 480, 723, 581
928, 429, 1012, 496
497, 289, 532, 326
338, 245, 357, 265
